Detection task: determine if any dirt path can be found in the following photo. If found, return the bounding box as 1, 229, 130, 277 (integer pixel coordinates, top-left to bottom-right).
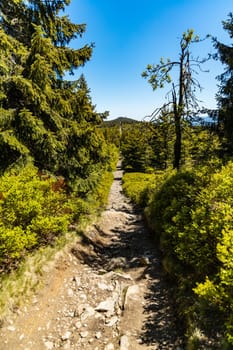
0, 162, 184, 350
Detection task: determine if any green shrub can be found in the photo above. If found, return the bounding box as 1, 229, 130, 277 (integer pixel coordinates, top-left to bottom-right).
123, 161, 233, 345
0, 165, 72, 269
193, 162, 233, 345
0, 226, 37, 262
122, 172, 157, 206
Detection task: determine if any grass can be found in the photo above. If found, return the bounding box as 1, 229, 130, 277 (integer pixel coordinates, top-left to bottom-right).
0, 230, 79, 323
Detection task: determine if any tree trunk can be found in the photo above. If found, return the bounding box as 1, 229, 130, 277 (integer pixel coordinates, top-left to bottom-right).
173, 113, 181, 169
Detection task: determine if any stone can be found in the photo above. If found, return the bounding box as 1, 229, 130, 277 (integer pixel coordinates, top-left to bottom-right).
108, 257, 127, 270
120, 335, 129, 350
124, 285, 140, 309
98, 282, 113, 291
80, 331, 89, 338
95, 331, 102, 339
75, 304, 87, 316
67, 288, 74, 297
73, 276, 81, 286
95, 298, 115, 314
81, 306, 95, 321
79, 293, 87, 301
139, 256, 150, 266
61, 331, 72, 341
44, 341, 54, 350
114, 272, 133, 281
7, 326, 16, 332
74, 321, 82, 329
106, 316, 118, 327
104, 344, 114, 350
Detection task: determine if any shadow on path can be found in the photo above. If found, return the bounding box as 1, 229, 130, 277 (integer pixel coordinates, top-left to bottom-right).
71, 165, 185, 349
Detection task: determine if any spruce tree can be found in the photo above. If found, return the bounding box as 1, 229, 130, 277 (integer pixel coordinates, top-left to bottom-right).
213, 13, 233, 152
0, 0, 108, 185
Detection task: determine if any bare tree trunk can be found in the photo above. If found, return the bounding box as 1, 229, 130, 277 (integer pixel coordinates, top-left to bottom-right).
173, 47, 185, 170
173, 114, 181, 169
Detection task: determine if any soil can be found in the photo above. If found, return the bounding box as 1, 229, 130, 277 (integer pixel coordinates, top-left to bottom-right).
0, 161, 185, 350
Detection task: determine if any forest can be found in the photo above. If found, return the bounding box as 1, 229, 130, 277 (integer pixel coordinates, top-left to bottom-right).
1, 1, 233, 348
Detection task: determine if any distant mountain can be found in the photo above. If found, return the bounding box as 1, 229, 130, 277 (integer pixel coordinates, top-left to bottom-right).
104, 117, 138, 126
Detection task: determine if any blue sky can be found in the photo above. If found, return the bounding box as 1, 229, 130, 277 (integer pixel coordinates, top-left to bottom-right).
66, 0, 233, 120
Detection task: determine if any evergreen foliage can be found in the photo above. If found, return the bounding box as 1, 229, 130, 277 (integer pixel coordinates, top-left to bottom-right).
214, 13, 233, 153
121, 123, 155, 172
0, 0, 111, 192
0, 0, 118, 271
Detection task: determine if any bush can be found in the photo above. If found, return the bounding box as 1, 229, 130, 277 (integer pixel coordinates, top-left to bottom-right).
122, 160, 233, 345
122, 172, 156, 207
193, 162, 233, 345
145, 162, 233, 345
0, 165, 72, 269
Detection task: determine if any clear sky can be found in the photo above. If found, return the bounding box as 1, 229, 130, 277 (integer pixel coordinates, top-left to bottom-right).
66, 0, 233, 121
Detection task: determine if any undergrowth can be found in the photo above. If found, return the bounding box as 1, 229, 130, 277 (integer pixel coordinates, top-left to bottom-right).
0, 154, 117, 323
122, 163, 233, 349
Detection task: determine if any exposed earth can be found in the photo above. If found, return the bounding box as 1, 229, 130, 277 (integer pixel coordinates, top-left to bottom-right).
0, 162, 185, 350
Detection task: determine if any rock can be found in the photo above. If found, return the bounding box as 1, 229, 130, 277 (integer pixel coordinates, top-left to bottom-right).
98, 282, 113, 291
139, 256, 150, 266
61, 331, 72, 341
75, 304, 87, 316
104, 344, 114, 350
95, 298, 115, 314
123, 285, 140, 309
74, 321, 82, 329
80, 331, 89, 338
67, 288, 74, 297
79, 293, 87, 301
120, 335, 129, 350
7, 326, 16, 332
106, 316, 118, 327
108, 257, 127, 270
73, 276, 81, 286
44, 341, 54, 350
113, 272, 133, 281
81, 306, 95, 321
95, 331, 102, 339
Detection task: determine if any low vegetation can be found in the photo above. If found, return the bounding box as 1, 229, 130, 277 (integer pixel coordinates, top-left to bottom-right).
1, 1, 233, 348
0, 148, 117, 321
123, 161, 233, 348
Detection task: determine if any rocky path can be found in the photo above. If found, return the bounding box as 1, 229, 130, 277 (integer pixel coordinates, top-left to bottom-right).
0, 162, 184, 350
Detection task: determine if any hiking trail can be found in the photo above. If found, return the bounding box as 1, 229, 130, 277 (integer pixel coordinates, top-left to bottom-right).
0, 161, 184, 350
